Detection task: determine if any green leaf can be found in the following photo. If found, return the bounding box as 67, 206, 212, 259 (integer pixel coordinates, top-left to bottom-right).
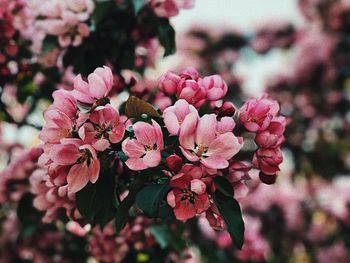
213, 176, 233, 197
157, 19, 176, 56
125, 95, 160, 118
42, 36, 57, 55
132, 0, 145, 14
213, 191, 245, 249
115, 179, 145, 233
150, 225, 171, 248
92, 0, 113, 24
76, 173, 116, 228
135, 183, 171, 218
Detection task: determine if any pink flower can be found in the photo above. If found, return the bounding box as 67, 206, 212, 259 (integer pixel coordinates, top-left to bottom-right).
51, 90, 77, 119
179, 114, 242, 169
255, 117, 286, 148
239, 96, 279, 132
50, 139, 100, 193
79, 104, 125, 151
177, 79, 206, 108
253, 148, 283, 175
167, 169, 210, 221
202, 74, 228, 101
122, 120, 164, 170
159, 71, 181, 95
39, 109, 73, 144
72, 66, 113, 104
163, 99, 198, 135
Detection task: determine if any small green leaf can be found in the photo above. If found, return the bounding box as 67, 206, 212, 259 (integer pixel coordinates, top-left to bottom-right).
150, 225, 171, 248
157, 19, 176, 56
125, 95, 160, 118
135, 183, 171, 217
213, 176, 233, 197
213, 191, 245, 249
92, 0, 113, 24
42, 36, 57, 55
132, 0, 145, 14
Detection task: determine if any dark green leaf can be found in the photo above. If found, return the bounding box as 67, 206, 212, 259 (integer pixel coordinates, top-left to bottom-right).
213, 191, 245, 249
132, 0, 145, 14
150, 225, 171, 248
157, 19, 176, 56
115, 179, 146, 233
76, 173, 116, 228
42, 36, 57, 55
213, 176, 233, 197
135, 183, 171, 217
92, 0, 113, 24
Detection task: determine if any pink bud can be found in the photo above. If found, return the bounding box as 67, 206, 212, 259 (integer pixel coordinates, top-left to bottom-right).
159, 71, 181, 95
202, 74, 228, 101
166, 154, 183, 173
215, 101, 236, 117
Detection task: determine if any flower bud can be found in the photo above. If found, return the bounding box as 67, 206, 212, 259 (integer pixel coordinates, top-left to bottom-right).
159, 71, 181, 95
166, 154, 183, 173
202, 74, 228, 101
259, 172, 277, 185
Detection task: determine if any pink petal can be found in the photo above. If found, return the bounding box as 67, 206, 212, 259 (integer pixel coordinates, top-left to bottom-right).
67, 163, 90, 193
207, 133, 242, 159
89, 159, 100, 183
195, 114, 217, 146
125, 158, 148, 171
122, 138, 145, 158
143, 150, 161, 168
163, 110, 180, 135
133, 122, 156, 146
190, 179, 206, 195
201, 156, 229, 170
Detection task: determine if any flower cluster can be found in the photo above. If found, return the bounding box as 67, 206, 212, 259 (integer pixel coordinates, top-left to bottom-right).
34, 65, 286, 252
34, 0, 94, 47
160, 67, 228, 108
239, 95, 286, 184
39, 66, 125, 196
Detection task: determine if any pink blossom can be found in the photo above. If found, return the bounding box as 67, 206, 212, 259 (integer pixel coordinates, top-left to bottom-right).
50, 139, 100, 193
239, 96, 280, 132
167, 169, 210, 221
50, 89, 77, 119
122, 120, 164, 170
177, 78, 206, 108
213, 101, 236, 117
159, 71, 181, 95
89, 223, 129, 263
202, 74, 228, 101
255, 117, 286, 148
253, 148, 283, 175
79, 104, 125, 151
179, 114, 242, 169
72, 66, 113, 104
39, 109, 73, 144
163, 99, 198, 135
30, 168, 77, 223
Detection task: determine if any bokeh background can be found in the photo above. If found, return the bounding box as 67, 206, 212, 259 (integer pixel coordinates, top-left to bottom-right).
1, 0, 350, 262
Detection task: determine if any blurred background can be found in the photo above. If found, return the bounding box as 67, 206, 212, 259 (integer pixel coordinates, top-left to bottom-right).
1, 0, 350, 262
